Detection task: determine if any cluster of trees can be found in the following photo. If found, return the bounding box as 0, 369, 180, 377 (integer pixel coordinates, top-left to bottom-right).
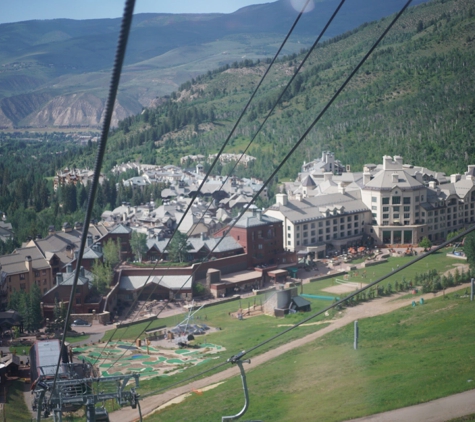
90, 239, 121, 295
7, 284, 42, 332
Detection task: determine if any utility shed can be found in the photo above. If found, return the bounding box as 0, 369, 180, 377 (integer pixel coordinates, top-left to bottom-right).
290, 296, 311, 312
30, 339, 69, 383
268, 269, 288, 284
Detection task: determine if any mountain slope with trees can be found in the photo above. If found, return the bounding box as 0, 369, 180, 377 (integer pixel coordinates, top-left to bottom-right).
0, 0, 430, 128
104, 0, 475, 180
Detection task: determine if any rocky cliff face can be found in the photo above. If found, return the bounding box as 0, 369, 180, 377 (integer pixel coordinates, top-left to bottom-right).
0, 92, 141, 128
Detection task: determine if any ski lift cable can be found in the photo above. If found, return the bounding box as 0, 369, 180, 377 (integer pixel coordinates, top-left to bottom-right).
48, 0, 137, 406
106, 0, 413, 374
94, 0, 316, 367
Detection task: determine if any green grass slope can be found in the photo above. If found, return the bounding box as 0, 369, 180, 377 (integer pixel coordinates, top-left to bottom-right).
148, 291, 475, 422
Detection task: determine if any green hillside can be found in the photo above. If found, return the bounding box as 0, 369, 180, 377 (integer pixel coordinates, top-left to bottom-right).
104, 0, 475, 179
0, 0, 432, 128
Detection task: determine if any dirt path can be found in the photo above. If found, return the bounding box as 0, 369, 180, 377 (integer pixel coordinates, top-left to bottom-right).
109, 277, 472, 422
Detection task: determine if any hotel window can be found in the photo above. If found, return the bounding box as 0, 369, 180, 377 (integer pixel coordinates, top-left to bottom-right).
372, 206, 377, 211
393, 206, 400, 212
372, 197, 377, 202
347, 216, 352, 221
404, 206, 410, 212
404, 213, 410, 219
383, 207, 389, 212
383, 214, 389, 219
394, 214, 400, 219
392, 196, 401, 204
311, 223, 315, 228
403, 197, 411, 204
382, 197, 390, 205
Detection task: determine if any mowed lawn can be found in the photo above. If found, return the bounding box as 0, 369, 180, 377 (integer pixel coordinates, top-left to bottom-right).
303, 248, 465, 296
148, 292, 475, 422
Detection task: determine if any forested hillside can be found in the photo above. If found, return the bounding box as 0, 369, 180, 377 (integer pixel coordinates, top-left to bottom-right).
103, 0, 475, 180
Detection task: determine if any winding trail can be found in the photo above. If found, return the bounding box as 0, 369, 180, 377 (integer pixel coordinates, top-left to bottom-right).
109, 278, 474, 422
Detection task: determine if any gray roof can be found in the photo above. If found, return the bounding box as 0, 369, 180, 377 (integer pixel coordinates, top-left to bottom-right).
363, 169, 424, 191
0, 246, 51, 276
291, 296, 311, 308
109, 224, 132, 234
119, 275, 192, 291
267, 193, 369, 224
233, 211, 281, 228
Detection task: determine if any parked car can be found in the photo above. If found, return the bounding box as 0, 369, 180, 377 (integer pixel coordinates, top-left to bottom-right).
71, 319, 91, 327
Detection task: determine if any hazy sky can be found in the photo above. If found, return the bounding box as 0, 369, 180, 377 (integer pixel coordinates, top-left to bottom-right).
0, 0, 276, 24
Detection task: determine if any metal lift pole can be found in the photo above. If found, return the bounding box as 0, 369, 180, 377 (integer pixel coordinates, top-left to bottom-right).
222, 353, 251, 421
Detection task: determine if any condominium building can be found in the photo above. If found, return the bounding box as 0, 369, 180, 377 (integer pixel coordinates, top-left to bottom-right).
267, 155, 475, 254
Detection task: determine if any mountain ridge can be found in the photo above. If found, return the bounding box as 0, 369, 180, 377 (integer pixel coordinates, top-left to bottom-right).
0, 0, 430, 129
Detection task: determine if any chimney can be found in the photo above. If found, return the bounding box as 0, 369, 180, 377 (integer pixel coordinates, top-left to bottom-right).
25, 256, 32, 272
394, 156, 403, 166
323, 172, 332, 182
256, 209, 262, 221
450, 174, 461, 183
363, 172, 371, 185
429, 181, 437, 189
87, 234, 93, 247
338, 182, 345, 195
392, 173, 399, 183
383, 155, 392, 170
276, 193, 288, 206
79, 266, 85, 277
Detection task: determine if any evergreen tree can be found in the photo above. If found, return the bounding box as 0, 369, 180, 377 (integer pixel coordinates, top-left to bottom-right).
30, 283, 43, 331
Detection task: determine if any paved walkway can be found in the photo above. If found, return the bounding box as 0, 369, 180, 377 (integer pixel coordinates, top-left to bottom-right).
346, 389, 475, 422
109, 278, 473, 422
